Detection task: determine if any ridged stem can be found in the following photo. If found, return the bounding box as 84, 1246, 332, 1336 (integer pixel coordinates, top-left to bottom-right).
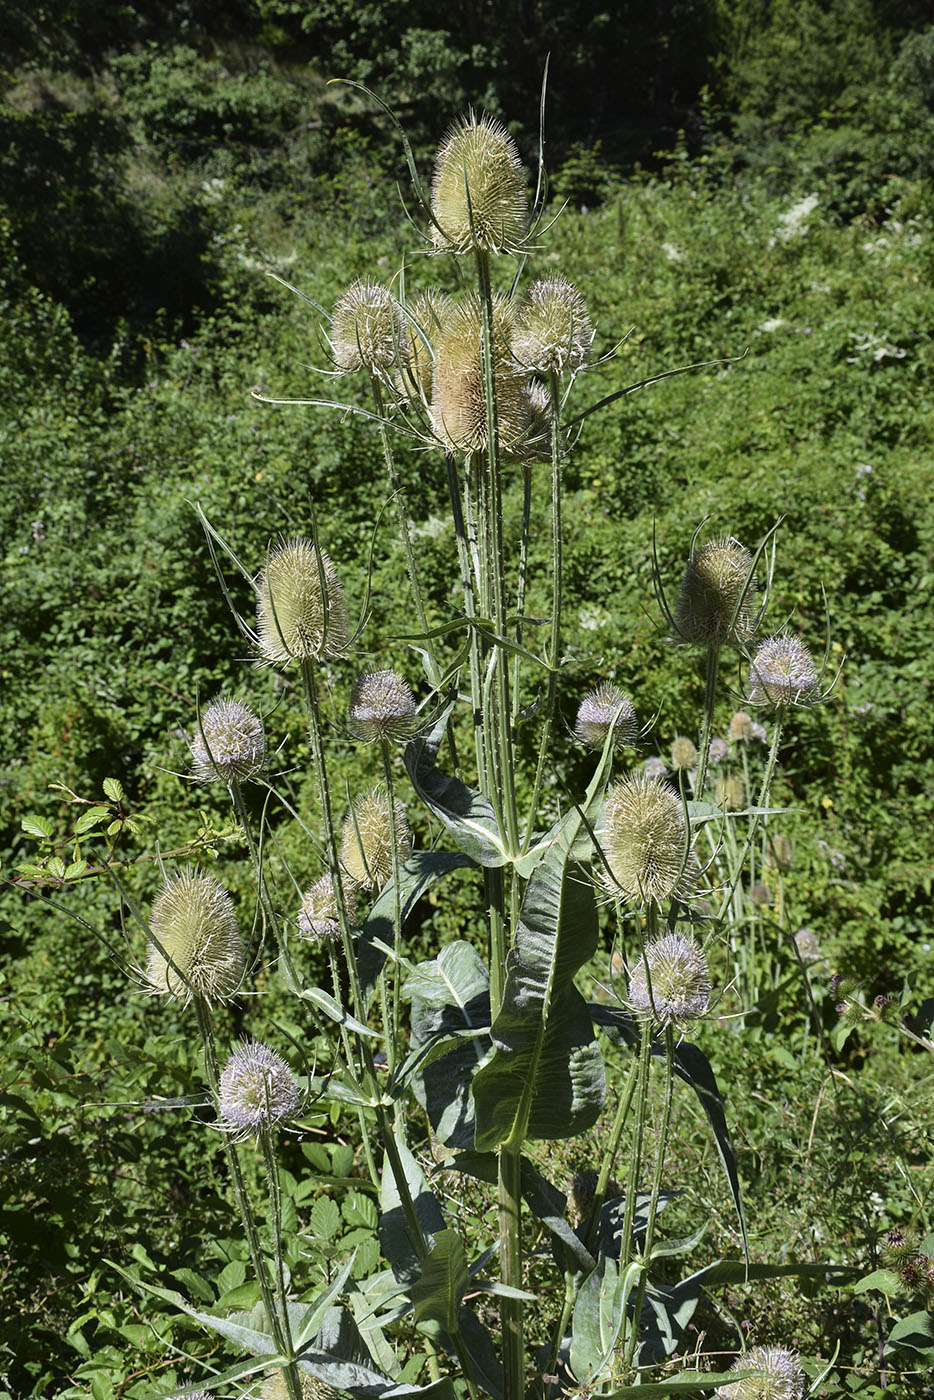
625, 1022, 675, 1367
379, 737, 405, 1078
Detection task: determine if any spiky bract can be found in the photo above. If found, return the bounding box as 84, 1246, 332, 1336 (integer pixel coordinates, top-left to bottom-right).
340, 788, 413, 891
218, 1039, 299, 1139
574, 684, 638, 749
513, 278, 593, 376
430, 293, 530, 454
628, 932, 711, 1028
674, 537, 757, 646
670, 735, 698, 771
146, 871, 245, 1005
599, 776, 696, 906
297, 874, 358, 944
716, 1346, 806, 1400
348, 669, 417, 743
331, 278, 404, 375
431, 112, 529, 255
748, 634, 819, 706
256, 538, 349, 664
190, 697, 265, 784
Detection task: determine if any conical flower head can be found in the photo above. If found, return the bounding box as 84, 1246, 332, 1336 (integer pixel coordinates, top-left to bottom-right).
728, 710, 753, 742
331, 278, 404, 375
401, 290, 450, 403
190, 697, 265, 784
670, 735, 698, 771
513, 278, 593, 376
748, 634, 819, 706
599, 776, 696, 906
348, 669, 417, 743
431, 112, 529, 255
297, 873, 358, 944
431, 293, 531, 454
574, 684, 638, 749
218, 1039, 300, 1139
628, 932, 711, 1028
674, 537, 757, 646
340, 788, 413, 891
256, 538, 349, 664
146, 871, 245, 1005
716, 1346, 806, 1400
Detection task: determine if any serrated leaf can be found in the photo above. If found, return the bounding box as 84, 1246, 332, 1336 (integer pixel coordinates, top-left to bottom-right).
20, 814, 53, 840
309, 1197, 341, 1241
103, 778, 124, 802
411, 1230, 468, 1331
64, 858, 89, 880
73, 805, 112, 836
47, 855, 66, 878
404, 707, 507, 867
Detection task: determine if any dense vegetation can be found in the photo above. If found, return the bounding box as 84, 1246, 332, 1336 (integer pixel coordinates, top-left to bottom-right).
1, 5, 933, 1399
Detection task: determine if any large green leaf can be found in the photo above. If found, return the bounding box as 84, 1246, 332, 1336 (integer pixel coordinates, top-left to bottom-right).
379, 1127, 446, 1284
404, 708, 507, 867
299, 1304, 456, 1397
411, 1230, 468, 1332
569, 1255, 643, 1384
887, 1310, 934, 1356
472, 846, 605, 1151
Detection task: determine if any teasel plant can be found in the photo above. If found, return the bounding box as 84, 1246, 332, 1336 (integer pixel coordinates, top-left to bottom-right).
87, 87, 849, 1400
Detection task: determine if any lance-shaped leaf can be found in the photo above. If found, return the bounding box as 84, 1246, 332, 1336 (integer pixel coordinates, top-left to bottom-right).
402, 941, 492, 1148
358, 852, 476, 1011
569, 1254, 643, 1384
411, 1230, 468, 1331
404, 707, 507, 867
380, 1127, 446, 1284
472, 847, 605, 1151
299, 1304, 456, 1397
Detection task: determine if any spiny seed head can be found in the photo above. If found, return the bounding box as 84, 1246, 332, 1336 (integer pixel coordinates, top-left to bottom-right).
709, 737, 729, 765
574, 684, 638, 749
331, 278, 404, 375
674, 537, 757, 646
765, 834, 793, 870
513, 278, 593, 376
190, 697, 265, 784
599, 776, 696, 907
348, 669, 417, 743
218, 1039, 299, 1139
146, 871, 245, 1006
793, 927, 821, 962
340, 788, 413, 891
431, 293, 531, 454
567, 1168, 622, 1226
431, 112, 529, 255
716, 1346, 806, 1400
256, 538, 349, 664
748, 634, 819, 707
670, 735, 698, 771
261, 1373, 344, 1400
715, 774, 746, 810
628, 932, 711, 1028
401, 290, 450, 402
297, 874, 358, 944
729, 710, 753, 742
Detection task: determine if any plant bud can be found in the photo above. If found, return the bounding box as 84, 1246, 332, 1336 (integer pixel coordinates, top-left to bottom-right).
348, 669, 417, 743
340, 788, 413, 891
331, 278, 404, 375
574, 684, 638, 749
146, 871, 245, 1005
297, 874, 358, 944
670, 735, 697, 771
256, 538, 349, 664
748, 634, 819, 707
674, 536, 757, 646
190, 697, 265, 784
218, 1039, 300, 1139
431, 293, 530, 454
431, 112, 528, 255
513, 278, 593, 376
716, 1346, 806, 1400
628, 932, 711, 1028
599, 776, 696, 907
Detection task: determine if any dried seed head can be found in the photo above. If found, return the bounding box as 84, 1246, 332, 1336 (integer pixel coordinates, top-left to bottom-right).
348, 669, 417, 743
599, 776, 696, 907
431, 112, 529, 255
513, 278, 593, 376
574, 684, 638, 749
670, 735, 698, 771
297, 874, 358, 944
190, 697, 266, 784
765, 833, 793, 870
340, 788, 413, 891
400, 290, 450, 403
716, 1346, 806, 1400
673, 537, 757, 646
218, 1039, 300, 1139
748, 634, 819, 707
567, 1168, 623, 1226
261, 1373, 343, 1400
715, 774, 746, 810
628, 932, 711, 1029
331, 278, 404, 375
431, 293, 530, 454
146, 871, 245, 1006
728, 710, 753, 742
256, 538, 349, 664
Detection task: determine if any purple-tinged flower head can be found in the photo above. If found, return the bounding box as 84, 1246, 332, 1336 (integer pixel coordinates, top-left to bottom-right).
145, 871, 245, 1006
599, 776, 697, 908
628, 932, 711, 1029
340, 788, 413, 891
716, 1346, 806, 1400
218, 1039, 300, 1139
297, 874, 358, 944
829, 973, 843, 997
793, 927, 821, 962
673, 537, 757, 647
670, 735, 698, 771
431, 112, 529, 255
728, 710, 753, 742
642, 756, 669, 782
708, 737, 729, 764
256, 538, 349, 664
574, 684, 638, 750
190, 697, 265, 784
748, 634, 819, 707
513, 278, 594, 377
348, 669, 417, 744
331, 279, 405, 375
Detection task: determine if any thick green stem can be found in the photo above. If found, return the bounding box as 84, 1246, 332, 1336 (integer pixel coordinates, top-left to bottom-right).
512, 463, 533, 721
498, 1143, 524, 1400
625, 1024, 675, 1368
379, 738, 405, 1077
